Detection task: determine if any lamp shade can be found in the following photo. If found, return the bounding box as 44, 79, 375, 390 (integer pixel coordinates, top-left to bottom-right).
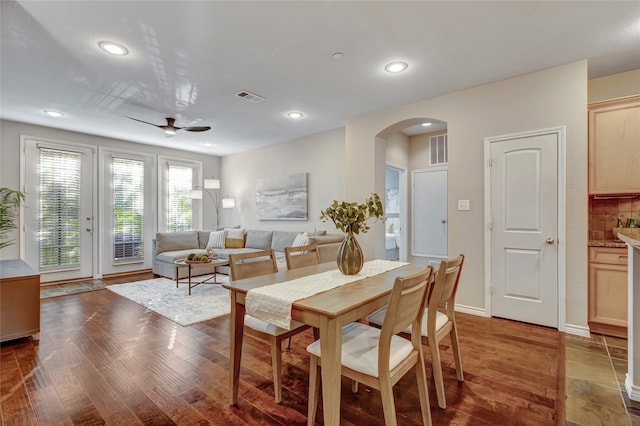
189, 189, 203, 199
204, 178, 220, 189
222, 197, 235, 208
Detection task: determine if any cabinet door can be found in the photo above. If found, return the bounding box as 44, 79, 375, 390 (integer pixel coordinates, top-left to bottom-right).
588, 262, 628, 337
588, 96, 640, 194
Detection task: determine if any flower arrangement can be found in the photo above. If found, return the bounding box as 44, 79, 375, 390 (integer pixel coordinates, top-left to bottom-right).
320, 192, 385, 234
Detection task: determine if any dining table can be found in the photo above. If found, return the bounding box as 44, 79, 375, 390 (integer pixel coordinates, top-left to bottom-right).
222, 260, 429, 426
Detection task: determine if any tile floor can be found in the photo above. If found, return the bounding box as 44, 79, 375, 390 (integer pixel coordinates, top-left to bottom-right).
39, 279, 105, 298
566, 333, 640, 425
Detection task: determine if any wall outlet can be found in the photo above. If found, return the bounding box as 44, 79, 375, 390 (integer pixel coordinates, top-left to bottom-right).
457, 199, 470, 211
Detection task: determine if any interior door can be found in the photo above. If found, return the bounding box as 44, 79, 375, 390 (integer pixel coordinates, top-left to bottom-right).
23, 138, 95, 282
487, 130, 559, 328
412, 168, 447, 259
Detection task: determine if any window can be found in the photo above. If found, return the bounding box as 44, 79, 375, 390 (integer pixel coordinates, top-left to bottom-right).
429, 134, 448, 166
38, 148, 82, 268
168, 164, 194, 232
112, 157, 144, 262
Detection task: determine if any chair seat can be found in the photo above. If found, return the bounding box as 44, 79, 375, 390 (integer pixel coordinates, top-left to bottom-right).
306, 322, 414, 378
245, 315, 306, 336
367, 306, 449, 336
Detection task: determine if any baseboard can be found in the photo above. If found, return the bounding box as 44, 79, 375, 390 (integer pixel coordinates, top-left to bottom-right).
626, 376, 640, 402
455, 303, 488, 317
564, 323, 591, 337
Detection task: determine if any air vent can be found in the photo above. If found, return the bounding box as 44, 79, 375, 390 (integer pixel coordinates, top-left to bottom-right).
429, 134, 448, 166
235, 90, 265, 103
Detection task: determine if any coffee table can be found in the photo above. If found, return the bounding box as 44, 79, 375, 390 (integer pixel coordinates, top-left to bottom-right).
175, 258, 230, 295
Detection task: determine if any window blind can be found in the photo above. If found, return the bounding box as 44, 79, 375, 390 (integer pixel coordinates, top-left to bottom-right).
38, 148, 82, 268
168, 164, 193, 232
112, 157, 144, 261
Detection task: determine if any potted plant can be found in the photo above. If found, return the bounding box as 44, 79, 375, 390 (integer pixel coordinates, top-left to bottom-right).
0, 188, 26, 250
320, 192, 384, 275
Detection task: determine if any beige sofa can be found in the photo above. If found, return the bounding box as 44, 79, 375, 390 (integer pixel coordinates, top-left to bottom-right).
152, 229, 344, 279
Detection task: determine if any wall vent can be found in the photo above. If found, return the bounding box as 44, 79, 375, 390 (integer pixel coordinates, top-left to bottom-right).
235, 90, 265, 103
429, 134, 448, 166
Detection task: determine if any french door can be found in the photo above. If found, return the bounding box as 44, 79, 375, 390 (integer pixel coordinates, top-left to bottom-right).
23, 138, 95, 283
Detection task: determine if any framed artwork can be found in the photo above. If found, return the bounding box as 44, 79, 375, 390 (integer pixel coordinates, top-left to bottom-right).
256, 173, 308, 220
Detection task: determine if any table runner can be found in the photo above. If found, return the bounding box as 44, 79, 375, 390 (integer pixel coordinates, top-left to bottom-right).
245, 259, 408, 329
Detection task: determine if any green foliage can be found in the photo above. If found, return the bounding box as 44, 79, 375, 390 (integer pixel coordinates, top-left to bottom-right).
0, 188, 26, 250
320, 192, 385, 235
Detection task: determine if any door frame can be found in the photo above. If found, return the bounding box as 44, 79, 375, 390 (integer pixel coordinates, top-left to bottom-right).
483, 127, 566, 331
385, 162, 408, 261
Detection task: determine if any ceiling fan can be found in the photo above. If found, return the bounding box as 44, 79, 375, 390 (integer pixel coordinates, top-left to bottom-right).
127, 116, 211, 137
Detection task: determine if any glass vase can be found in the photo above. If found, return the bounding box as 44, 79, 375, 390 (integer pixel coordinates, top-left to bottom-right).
337, 231, 364, 275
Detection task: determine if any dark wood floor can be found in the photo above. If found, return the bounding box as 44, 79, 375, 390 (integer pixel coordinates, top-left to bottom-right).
1, 273, 564, 425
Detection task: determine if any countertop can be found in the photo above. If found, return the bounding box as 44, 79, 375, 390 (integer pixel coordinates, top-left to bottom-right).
588, 239, 627, 248
615, 228, 640, 248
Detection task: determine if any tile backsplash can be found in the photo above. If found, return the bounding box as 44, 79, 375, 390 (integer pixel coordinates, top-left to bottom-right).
589, 196, 640, 240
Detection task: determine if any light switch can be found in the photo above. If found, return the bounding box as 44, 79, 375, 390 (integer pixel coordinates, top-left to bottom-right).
457, 199, 470, 211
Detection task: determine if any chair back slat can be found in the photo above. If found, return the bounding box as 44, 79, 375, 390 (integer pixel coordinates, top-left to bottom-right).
428, 254, 465, 320
379, 267, 433, 365
229, 249, 278, 281
284, 243, 320, 270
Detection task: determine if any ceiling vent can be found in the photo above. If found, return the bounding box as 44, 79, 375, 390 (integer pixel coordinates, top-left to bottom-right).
235, 90, 265, 103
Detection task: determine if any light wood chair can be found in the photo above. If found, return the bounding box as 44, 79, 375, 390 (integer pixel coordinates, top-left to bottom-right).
366, 254, 465, 409
284, 243, 320, 270
229, 249, 310, 403
306, 267, 434, 426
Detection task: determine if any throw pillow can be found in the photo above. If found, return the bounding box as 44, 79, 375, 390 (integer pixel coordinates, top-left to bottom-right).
291, 232, 309, 247
206, 230, 226, 249
225, 228, 245, 248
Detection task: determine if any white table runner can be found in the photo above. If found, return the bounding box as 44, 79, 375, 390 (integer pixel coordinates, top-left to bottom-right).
245, 259, 408, 329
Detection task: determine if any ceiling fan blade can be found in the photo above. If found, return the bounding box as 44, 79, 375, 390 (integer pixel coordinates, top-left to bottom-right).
126, 116, 164, 128
183, 126, 211, 132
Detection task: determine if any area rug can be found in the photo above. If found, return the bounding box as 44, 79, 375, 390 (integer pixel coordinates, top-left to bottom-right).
107, 276, 230, 326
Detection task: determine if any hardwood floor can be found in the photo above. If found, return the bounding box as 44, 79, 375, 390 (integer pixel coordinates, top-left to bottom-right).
1, 273, 564, 425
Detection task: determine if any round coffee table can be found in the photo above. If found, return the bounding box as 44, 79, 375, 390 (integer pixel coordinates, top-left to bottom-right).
174, 258, 230, 295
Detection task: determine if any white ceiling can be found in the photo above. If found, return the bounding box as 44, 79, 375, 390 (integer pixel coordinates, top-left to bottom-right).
2, 1, 639, 156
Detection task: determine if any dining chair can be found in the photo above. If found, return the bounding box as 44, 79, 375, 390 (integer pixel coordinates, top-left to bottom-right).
306, 266, 434, 426
366, 254, 465, 409
229, 249, 311, 403
284, 243, 320, 270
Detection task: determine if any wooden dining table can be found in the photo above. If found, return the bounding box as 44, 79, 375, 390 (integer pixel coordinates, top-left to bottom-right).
222, 261, 429, 426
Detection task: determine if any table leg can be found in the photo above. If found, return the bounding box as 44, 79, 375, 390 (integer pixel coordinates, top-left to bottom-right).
175, 265, 179, 288
229, 292, 245, 405
188, 264, 192, 296
319, 317, 342, 426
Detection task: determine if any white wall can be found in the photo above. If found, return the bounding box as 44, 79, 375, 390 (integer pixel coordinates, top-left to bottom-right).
0, 119, 221, 262
346, 61, 589, 328
220, 128, 346, 233
588, 69, 640, 103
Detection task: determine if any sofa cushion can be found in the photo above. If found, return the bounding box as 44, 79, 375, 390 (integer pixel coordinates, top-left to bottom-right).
155, 231, 198, 254
271, 230, 299, 252
206, 230, 227, 249
245, 229, 273, 250
292, 232, 309, 247
197, 229, 223, 248
309, 230, 327, 236
156, 248, 207, 264
214, 247, 263, 259
309, 234, 345, 245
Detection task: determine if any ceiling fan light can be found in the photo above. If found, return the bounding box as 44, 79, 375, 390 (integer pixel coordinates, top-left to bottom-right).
164, 128, 177, 136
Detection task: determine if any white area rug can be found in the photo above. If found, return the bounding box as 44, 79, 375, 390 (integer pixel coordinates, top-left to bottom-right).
107, 276, 230, 326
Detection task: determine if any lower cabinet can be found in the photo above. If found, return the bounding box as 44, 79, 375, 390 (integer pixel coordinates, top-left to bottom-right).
588, 247, 628, 338
0, 259, 40, 343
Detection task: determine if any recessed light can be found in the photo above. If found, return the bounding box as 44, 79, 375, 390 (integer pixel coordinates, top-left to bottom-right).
98, 41, 129, 56
421, 122, 432, 127
287, 111, 304, 119
332, 52, 344, 60
385, 61, 408, 73
44, 110, 63, 117
204, 143, 213, 147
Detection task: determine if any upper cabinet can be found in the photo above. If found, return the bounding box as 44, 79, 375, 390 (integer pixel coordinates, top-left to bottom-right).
588, 95, 640, 195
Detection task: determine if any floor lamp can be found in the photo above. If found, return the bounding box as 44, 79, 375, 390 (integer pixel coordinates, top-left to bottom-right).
190, 179, 235, 227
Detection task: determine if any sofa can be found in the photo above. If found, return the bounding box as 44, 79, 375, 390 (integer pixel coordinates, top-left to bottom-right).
152, 228, 344, 279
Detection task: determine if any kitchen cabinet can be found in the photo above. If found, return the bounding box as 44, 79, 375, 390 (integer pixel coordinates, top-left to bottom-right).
588, 95, 640, 195
588, 247, 627, 338
0, 259, 40, 342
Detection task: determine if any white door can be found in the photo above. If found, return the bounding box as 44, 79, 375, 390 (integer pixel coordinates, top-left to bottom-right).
412, 168, 447, 259
23, 138, 95, 282
486, 130, 560, 328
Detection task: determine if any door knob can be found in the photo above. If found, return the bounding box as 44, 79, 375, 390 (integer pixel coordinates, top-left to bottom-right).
546, 237, 555, 245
